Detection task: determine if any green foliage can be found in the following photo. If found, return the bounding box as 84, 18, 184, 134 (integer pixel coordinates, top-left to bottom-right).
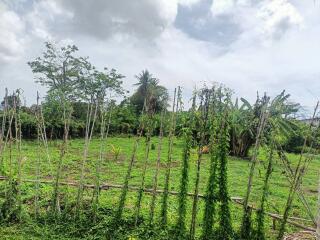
217, 116, 233, 240
0, 180, 20, 223
134, 119, 153, 225
130, 70, 169, 114
111, 144, 122, 162
230, 91, 300, 158
149, 111, 165, 224
1, 51, 318, 240
240, 207, 253, 240
202, 145, 218, 239
160, 88, 178, 226
175, 130, 192, 238
0, 136, 319, 239
253, 143, 274, 240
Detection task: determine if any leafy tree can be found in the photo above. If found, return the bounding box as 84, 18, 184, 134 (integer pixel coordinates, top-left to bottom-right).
230, 91, 300, 158
28, 41, 85, 215
1, 94, 21, 109
130, 70, 168, 114
110, 99, 139, 135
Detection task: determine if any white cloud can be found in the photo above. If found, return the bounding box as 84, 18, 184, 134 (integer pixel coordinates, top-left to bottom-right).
0, 4, 25, 63
178, 0, 201, 7
211, 0, 236, 16
258, 0, 303, 39
210, 0, 252, 16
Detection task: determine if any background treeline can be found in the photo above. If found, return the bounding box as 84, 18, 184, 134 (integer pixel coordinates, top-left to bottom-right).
0, 42, 318, 157
0, 83, 317, 156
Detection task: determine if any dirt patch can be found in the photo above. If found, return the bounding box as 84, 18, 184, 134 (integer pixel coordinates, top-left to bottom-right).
303, 188, 318, 194
283, 231, 316, 240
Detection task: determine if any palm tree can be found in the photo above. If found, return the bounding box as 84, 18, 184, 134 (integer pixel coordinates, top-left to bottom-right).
130, 70, 169, 114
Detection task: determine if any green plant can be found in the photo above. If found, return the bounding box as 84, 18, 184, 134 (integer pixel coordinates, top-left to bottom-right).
277, 102, 319, 240
190, 88, 211, 239
92, 102, 113, 221
202, 115, 219, 239
175, 92, 196, 237
151, 143, 156, 150
240, 95, 269, 239
149, 111, 165, 224
161, 88, 178, 226
0, 179, 19, 222
217, 111, 233, 240
114, 101, 147, 223
134, 117, 153, 225
111, 144, 122, 162
254, 142, 274, 240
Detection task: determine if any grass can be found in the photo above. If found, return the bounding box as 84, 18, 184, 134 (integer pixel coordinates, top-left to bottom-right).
0, 136, 319, 239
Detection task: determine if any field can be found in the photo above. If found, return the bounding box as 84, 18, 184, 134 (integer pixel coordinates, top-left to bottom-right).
0, 136, 318, 239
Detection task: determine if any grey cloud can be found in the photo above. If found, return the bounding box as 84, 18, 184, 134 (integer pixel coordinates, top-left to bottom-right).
52, 0, 174, 40
175, 0, 241, 45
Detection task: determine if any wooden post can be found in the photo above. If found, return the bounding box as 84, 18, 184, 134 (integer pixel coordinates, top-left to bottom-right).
273, 218, 277, 230
317, 172, 320, 240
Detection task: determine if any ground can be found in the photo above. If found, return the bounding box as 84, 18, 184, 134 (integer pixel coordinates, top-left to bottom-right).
0, 136, 318, 239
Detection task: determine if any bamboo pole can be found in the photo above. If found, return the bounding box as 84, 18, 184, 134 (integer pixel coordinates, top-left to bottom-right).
190, 91, 210, 239
92, 100, 112, 220
0, 88, 8, 173
317, 172, 320, 240
75, 97, 98, 217
161, 88, 177, 226
115, 99, 147, 221
277, 102, 319, 240
241, 98, 269, 238
149, 110, 165, 224
277, 147, 316, 225
37, 93, 53, 176
34, 92, 41, 217
134, 121, 152, 225
52, 98, 71, 215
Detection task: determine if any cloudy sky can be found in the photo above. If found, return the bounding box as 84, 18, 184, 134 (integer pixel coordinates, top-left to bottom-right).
0, 0, 319, 112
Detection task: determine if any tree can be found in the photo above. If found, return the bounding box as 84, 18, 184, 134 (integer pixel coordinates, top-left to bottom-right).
130, 70, 168, 114
1, 94, 21, 109
28, 41, 84, 215
230, 91, 300, 158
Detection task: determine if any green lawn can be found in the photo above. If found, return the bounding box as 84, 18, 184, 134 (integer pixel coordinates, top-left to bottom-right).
0, 136, 318, 239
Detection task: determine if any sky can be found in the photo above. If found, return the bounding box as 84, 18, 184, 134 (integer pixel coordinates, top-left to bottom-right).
0, 0, 319, 114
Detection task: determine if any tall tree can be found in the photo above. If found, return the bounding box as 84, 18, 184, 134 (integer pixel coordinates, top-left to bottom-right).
130, 70, 168, 114
28, 42, 83, 215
